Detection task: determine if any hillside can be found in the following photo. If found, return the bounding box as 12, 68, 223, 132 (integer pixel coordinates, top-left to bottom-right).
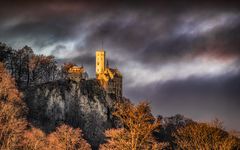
24, 79, 124, 149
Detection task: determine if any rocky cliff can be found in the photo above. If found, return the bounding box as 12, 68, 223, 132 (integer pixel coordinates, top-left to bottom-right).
24, 79, 121, 149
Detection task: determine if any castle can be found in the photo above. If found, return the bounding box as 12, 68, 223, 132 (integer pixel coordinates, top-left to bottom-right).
67, 49, 123, 97
96, 49, 122, 97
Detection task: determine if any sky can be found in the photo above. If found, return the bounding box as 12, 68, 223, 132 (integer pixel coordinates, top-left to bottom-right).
0, 1, 240, 130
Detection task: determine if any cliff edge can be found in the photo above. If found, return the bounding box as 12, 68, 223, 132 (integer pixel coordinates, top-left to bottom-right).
24, 79, 122, 149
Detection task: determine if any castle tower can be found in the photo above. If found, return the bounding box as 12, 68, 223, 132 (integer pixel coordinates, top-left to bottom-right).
96, 49, 106, 75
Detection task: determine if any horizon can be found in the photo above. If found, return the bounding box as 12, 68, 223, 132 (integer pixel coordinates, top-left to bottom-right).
0, 1, 240, 130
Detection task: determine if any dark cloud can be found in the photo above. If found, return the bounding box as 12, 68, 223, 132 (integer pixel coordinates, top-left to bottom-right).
125, 70, 240, 130
0, 12, 83, 50
139, 20, 240, 65
68, 5, 240, 67
1, 1, 239, 55
51, 45, 67, 56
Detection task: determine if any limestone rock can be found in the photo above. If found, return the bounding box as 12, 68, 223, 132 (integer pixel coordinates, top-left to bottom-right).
24, 79, 120, 149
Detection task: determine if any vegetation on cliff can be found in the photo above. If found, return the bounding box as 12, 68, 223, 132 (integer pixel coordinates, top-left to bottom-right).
173, 121, 239, 149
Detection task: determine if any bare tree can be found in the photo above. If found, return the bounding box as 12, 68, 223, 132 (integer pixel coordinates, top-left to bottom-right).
173, 122, 240, 150
100, 101, 167, 150
0, 63, 27, 150
22, 127, 47, 150
47, 124, 91, 150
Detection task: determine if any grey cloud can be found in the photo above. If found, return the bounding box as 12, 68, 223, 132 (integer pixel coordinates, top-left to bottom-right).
77, 9, 240, 68
1, 1, 240, 62
0, 16, 82, 50
51, 45, 67, 56
124, 70, 240, 130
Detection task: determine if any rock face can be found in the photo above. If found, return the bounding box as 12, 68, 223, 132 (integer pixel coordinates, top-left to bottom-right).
24, 79, 119, 149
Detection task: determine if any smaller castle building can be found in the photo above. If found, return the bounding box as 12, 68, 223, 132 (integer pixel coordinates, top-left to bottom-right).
67, 66, 88, 82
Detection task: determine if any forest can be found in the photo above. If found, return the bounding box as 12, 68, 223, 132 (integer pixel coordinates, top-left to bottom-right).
0, 42, 240, 150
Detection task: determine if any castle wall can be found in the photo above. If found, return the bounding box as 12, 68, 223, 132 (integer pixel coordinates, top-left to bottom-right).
107, 77, 122, 98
